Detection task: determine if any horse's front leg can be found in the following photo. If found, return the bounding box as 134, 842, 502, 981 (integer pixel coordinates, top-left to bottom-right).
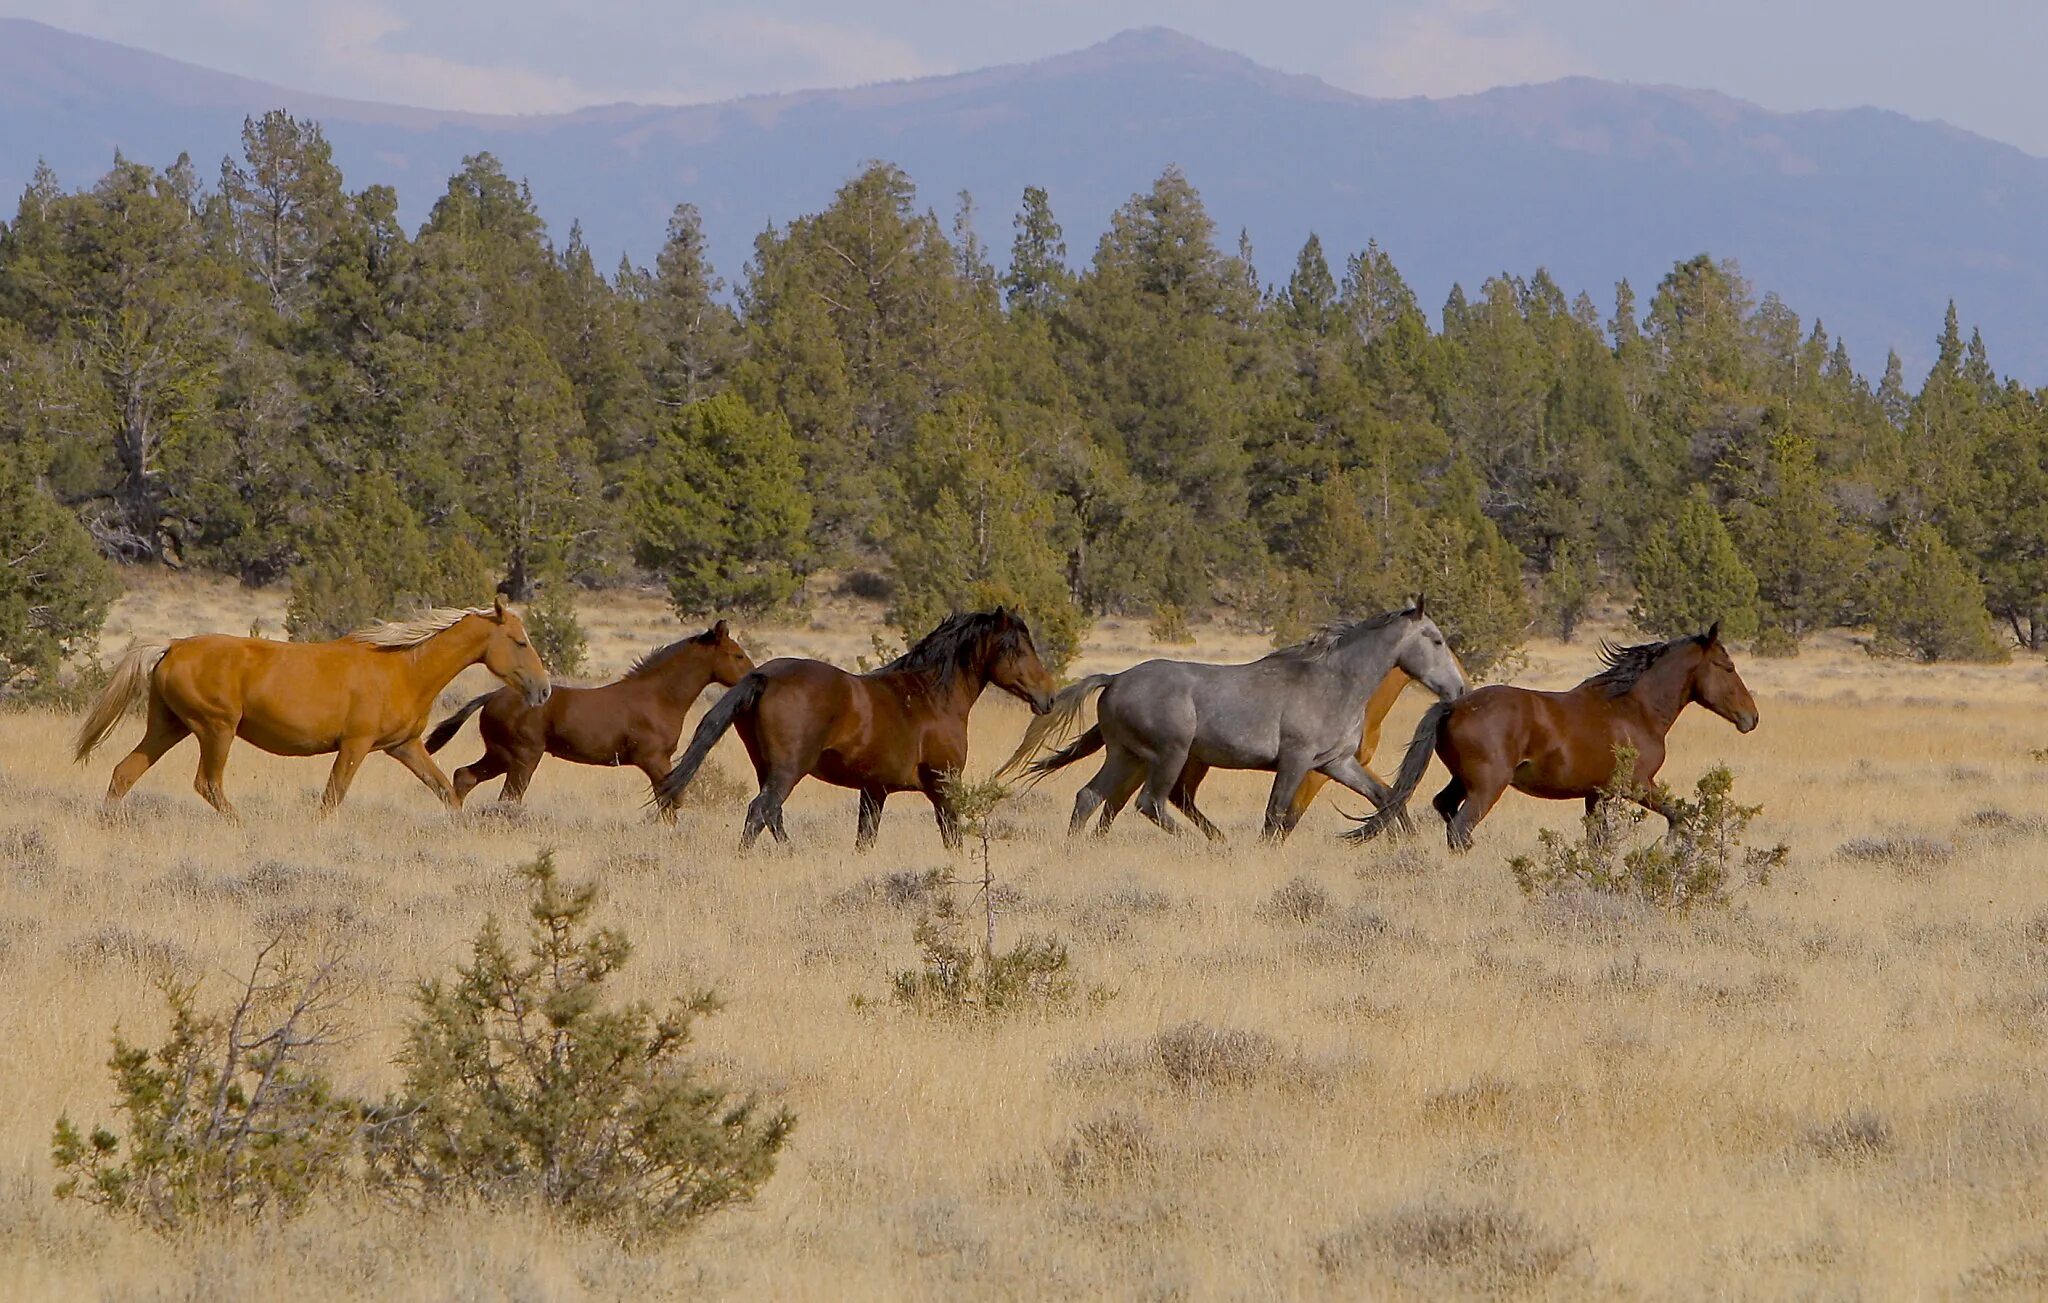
320, 738, 374, 814
1263, 754, 1315, 841
1317, 756, 1412, 837
388, 737, 459, 810
856, 787, 888, 850
917, 769, 963, 851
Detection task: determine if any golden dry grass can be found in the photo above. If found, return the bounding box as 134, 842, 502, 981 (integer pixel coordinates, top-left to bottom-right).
6, 572, 2048, 1299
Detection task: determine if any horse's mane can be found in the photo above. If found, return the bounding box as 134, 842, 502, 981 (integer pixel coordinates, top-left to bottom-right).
1582, 636, 1694, 694
343, 607, 489, 649
622, 627, 717, 681
878, 610, 1031, 688
1261, 607, 1409, 665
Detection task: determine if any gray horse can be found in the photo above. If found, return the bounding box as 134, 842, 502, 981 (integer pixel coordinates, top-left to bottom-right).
996, 602, 1467, 840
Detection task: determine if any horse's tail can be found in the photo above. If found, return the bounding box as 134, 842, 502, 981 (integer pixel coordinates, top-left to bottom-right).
1343, 701, 1453, 844
992, 673, 1116, 781
72, 642, 169, 764
424, 692, 495, 755
1021, 725, 1106, 785
652, 672, 765, 815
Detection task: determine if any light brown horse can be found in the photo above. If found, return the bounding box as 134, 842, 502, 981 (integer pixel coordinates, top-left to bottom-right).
1350, 625, 1759, 851
653, 609, 1057, 850
425, 619, 753, 815
1164, 665, 1429, 841
73, 597, 552, 817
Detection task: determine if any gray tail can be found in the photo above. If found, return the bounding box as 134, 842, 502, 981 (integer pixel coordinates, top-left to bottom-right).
1021, 725, 1106, 785
992, 673, 1115, 780
1344, 701, 1451, 844
424, 692, 495, 754
653, 673, 765, 813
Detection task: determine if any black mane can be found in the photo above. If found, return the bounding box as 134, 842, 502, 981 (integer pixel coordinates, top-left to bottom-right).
878, 610, 1032, 688
622, 626, 718, 681
1581, 636, 1694, 694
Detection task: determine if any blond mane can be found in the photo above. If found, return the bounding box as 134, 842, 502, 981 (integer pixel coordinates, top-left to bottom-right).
343, 607, 491, 649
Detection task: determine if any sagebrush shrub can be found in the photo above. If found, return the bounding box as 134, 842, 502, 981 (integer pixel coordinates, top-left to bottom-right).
51, 943, 359, 1230
1509, 747, 1786, 911
367, 852, 792, 1238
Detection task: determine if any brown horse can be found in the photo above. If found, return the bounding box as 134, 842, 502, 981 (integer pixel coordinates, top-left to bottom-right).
73, 597, 552, 817
1164, 665, 1435, 841
1350, 625, 1759, 851
653, 608, 1057, 850
424, 619, 753, 815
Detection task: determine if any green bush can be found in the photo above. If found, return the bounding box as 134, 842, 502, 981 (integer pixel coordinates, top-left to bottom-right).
523, 579, 587, 678
1629, 489, 1760, 644
0, 451, 119, 693
1864, 523, 2008, 663
1508, 748, 1785, 911
368, 852, 792, 1238
51, 945, 359, 1230
286, 469, 493, 640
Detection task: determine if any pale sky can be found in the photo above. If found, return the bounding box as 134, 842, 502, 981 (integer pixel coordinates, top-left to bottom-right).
6, 0, 2047, 156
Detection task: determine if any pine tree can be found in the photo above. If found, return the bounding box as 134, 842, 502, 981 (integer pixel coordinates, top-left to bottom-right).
629, 393, 811, 616
1865, 523, 2006, 662
0, 448, 119, 689
1723, 426, 1868, 653
1629, 489, 1760, 641
286, 468, 492, 641
1003, 186, 1071, 315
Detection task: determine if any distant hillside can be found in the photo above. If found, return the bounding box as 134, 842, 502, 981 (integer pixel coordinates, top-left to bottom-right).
4, 19, 2046, 377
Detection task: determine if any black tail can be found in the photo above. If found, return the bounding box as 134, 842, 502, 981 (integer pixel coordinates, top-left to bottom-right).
653, 673, 765, 814
1344, 701, 1452, 844
1021, 725, 1106, 785
424, 693, 495, 754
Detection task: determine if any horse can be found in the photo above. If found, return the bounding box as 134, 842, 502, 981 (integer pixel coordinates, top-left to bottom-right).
424, 619, 753, 816
1161, 661, 1454, 842
1348, 623, 1759, 851
652, 608, 1057, 850
996, 601, 1467, 841
73, 596, 552, 818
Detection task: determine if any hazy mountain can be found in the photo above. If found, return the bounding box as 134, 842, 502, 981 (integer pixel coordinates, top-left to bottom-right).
4, 19, 2045, 377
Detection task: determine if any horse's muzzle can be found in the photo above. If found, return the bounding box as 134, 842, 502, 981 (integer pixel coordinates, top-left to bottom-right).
525, 682, 554, 709
1737, 711, 1759, 733
1031, 692, 1054, 716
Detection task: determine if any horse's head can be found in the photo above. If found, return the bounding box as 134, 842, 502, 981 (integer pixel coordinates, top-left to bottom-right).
1688, 623, 1758, 733
1392, 596, 1468, 702
984, 607, 1057, 715
481, 595, 553, 708
696, 618, 755, 687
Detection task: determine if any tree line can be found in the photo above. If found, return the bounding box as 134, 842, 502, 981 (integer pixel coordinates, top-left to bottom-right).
2, 109, 2042, 689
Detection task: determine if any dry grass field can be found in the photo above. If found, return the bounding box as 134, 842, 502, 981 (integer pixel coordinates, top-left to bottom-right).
4, 572, 2048, 1299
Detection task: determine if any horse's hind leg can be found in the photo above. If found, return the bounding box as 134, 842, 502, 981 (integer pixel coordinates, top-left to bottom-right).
1445, 767, 1507, 853
106, 696, 190, 805
1135, 744, 1192, 837
1433, 776, 1467, 829
856, 787, 887, 850
741, 769, 801, 849
1070, 749, 1140, 835
192, 721, 241, 820
1170, 761, 1226, 843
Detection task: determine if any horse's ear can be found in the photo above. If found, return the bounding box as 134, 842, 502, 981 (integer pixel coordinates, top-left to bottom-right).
712, 618, 731, 639
1701, 621, 1721, 645
1408, 594, 1426, 618
492, 592, 508, 621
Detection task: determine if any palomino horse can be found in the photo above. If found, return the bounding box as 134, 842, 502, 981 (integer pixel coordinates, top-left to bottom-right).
1349, 624, 1759, 851
426, 619, 753, 815
653, 608, 1057, 850
73, 597, 551, 817
998, 602, 1466, 841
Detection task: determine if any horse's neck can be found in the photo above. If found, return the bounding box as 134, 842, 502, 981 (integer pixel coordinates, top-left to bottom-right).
643, 655, 713, 708
1326, 637, 1400, 702
407, 620, 492, 694
1627, 654, 1697, 733
886, 664, 982, 718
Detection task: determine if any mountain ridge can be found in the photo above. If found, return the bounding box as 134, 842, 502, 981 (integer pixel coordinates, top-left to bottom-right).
3, 18, 2045, 377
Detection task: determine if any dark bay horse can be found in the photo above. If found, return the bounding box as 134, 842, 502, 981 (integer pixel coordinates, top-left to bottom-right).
425, 620, 753, 815
998, 603, 1466, 841
653, 608, 1057, 849
1350, 624, 1759, 851
74, 597, 552, 817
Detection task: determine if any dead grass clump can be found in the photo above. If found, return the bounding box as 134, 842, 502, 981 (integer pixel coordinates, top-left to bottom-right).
1314, 1196, 1576, 1291
1534, 887, 1660, 938
1051, 1110, 1161, 1191
1837, 835, 1954, 873
64, 925, 192, 977
0, 825, 52, 886
670, 763, 748, 811
254, 902, 380, 944
832, 867, 946, 914
1153, 1022, 1280, 1092
1301, 906, 1394, 959
2021, 909, 2048, 948
1261, 875, 1331, 924
1422, 1077, 1529, 1129
1805, 1109, 1893, 1164
1959, 1240, 2048, 1298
